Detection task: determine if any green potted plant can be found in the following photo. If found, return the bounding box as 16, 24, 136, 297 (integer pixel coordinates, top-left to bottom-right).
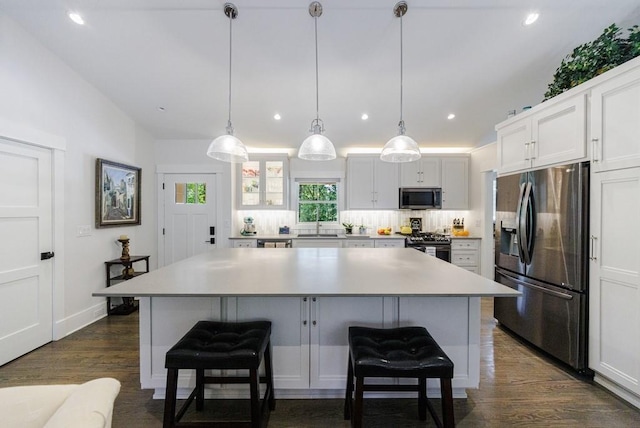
544, 24, 640, 101
342, 222, 354, 234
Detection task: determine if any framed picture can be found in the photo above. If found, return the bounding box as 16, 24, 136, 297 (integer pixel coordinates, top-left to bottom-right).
95, 158, 141, 228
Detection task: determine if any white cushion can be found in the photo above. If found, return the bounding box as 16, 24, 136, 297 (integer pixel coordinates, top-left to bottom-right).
44, 378, 121, 428
0, 384, 78, 428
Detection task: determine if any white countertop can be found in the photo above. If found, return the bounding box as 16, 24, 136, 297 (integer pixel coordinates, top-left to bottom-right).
95, 248, 518, 298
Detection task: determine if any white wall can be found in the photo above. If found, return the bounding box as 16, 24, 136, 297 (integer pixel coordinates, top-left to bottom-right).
0, 14, 156, 336
469, 143, 497, 278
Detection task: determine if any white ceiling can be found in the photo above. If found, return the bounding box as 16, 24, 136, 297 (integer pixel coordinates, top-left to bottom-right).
2, 0, 640, 155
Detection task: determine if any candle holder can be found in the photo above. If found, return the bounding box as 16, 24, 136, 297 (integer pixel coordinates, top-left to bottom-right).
118, 238, 131, 261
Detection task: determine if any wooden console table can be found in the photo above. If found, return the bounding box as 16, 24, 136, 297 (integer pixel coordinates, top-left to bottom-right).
104, 255, 150, 315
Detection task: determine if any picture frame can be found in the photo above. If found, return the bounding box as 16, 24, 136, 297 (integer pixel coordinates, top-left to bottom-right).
95, 158, 141, 228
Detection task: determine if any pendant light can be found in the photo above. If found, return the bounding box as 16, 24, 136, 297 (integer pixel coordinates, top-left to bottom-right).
380, 1, 421, 163
298, 1, 336, 161
207, 3, 249, 163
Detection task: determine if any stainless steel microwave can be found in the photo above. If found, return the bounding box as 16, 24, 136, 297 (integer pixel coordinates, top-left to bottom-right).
399, 187, 442, 210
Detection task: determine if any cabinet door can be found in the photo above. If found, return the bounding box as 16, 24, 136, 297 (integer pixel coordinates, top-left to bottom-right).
373, 159, 399, 209
238, 157, 288, 209
292, 239, 342, 248
309, 297, 388, 389
496, 119, 532, 174
531, 93, 587, 168
373, 239, 404, 248
399, 158, 441, 187
441, 157, 469, 210
591, 67, 640, 172
347, 157, 375, 209
233, 297, 310, 389
589, 168, 640, 393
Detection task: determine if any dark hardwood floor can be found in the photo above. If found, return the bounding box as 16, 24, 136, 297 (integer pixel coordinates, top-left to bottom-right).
1, 298, 639, 427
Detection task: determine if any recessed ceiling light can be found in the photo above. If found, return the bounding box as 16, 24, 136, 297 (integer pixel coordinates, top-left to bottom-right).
361, 113, 369, 121
274, 113, 281, 120
523, 12, 539, 26
447, 113, 456, 120
68, 11, 85, 25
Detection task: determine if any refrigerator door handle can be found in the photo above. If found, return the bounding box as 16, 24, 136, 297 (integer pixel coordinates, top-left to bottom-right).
497, 270, 574, 300
515, 181, 527, 262
519, 182, 534, 265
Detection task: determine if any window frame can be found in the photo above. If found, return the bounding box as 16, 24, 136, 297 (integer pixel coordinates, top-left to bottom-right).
293, 179, 342, 227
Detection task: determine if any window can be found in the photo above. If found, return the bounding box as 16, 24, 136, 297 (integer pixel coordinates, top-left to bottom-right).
175, 183, 206, 204
297, 182, 338, 224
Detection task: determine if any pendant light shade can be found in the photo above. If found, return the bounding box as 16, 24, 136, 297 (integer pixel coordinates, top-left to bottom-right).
380, 1, 421, 163
299, 2, 336, 161
207, 3, 248, 163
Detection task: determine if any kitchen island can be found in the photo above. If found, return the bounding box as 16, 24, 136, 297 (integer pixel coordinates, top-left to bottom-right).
94, 248, 519, 399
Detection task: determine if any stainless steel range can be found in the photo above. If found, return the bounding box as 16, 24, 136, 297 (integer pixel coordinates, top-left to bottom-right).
404, 233, 451, 262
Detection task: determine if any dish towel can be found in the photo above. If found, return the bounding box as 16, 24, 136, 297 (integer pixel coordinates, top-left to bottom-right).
425, 247, 436, 257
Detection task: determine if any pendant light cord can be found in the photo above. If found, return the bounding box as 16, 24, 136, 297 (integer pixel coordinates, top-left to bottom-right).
315, 14, 320, 122
399, 11, 405, 135
227, 10, 233, 132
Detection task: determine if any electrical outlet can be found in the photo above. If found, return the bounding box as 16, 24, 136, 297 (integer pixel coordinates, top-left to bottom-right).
77, 225, 92, 237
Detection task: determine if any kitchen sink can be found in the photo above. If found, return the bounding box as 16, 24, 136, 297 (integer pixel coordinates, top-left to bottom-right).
297, 234, 339, 238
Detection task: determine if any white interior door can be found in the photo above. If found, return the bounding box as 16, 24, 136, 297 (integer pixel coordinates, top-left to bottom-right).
163, 174, 217, 266
0, 138, 53, 366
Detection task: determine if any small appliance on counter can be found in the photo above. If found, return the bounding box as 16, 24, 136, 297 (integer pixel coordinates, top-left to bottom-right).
410, 217, 422, 234
240, 216, 256, 236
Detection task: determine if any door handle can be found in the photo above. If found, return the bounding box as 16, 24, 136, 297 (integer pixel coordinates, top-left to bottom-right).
203, 238, 215, 244
591, 138, 599, 163
40, 251, 55, 260
590, 235, 597, 261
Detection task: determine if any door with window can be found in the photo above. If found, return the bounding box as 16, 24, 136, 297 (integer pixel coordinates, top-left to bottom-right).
163, 174, 217, 266
0, 138, 53, 366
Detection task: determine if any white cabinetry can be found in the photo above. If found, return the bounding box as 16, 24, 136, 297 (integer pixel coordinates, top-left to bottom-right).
496, 93, 587, 175
231, 239, 257, 248
441, 157, 469, 209
237, 155, 288, 209
589, 167, 640, 401
343, 239, 374, 248
399, 158, 441, 187
347, 155, 399, 209
591, 65, 640, 173
451, 239, 480, 273
373, 239, 405, 248
231, 296, 389, 389
292, 239, 342, 248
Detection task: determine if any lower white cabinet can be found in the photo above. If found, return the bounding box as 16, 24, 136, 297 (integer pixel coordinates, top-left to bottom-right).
373, 239, 405, 248
343, 239, 374, 248
231, 296, 391, 389
451, 239, 480, 273
292, 239, 342, 248
231, 239, 257, 248
589, 167, 640, 401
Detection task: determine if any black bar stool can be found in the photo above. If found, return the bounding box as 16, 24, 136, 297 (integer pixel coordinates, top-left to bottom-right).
163, 320, 275, 428
344, 326, 455, 428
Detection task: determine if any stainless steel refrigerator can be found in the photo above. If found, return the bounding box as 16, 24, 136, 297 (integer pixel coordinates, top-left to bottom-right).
494, 162, 589, 371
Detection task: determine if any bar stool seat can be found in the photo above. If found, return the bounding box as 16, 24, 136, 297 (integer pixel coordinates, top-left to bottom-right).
163, 320, 275, 428
344, 326, 455, 428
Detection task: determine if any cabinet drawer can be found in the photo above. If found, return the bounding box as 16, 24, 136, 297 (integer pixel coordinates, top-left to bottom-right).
451, 239, 480, 250
233, 240, 257, 248
373, 239, 405, 248
451, 252, 478, 266
344, 240, 374, 248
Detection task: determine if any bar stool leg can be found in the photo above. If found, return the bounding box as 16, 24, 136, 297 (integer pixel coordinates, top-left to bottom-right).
196, 369, 205, 411
249, 368, 261, 428
353, 376, 365, 428
163, 368, 179, 428
344, 354, 354, 420
418, 377, 427, 421
441, 378, 455, 428
264, 341, 276, 411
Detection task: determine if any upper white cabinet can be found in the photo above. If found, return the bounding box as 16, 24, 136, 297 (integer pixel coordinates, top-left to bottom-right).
399, 158, 441, 187
441, 157, 469, 210
496, 93, 587, 175
346, 155, 399, 209
237, 155, 288, 209
591, 64, 640, 173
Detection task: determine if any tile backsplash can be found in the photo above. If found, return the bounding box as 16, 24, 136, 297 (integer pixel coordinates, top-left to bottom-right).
236, 210, 470, 235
